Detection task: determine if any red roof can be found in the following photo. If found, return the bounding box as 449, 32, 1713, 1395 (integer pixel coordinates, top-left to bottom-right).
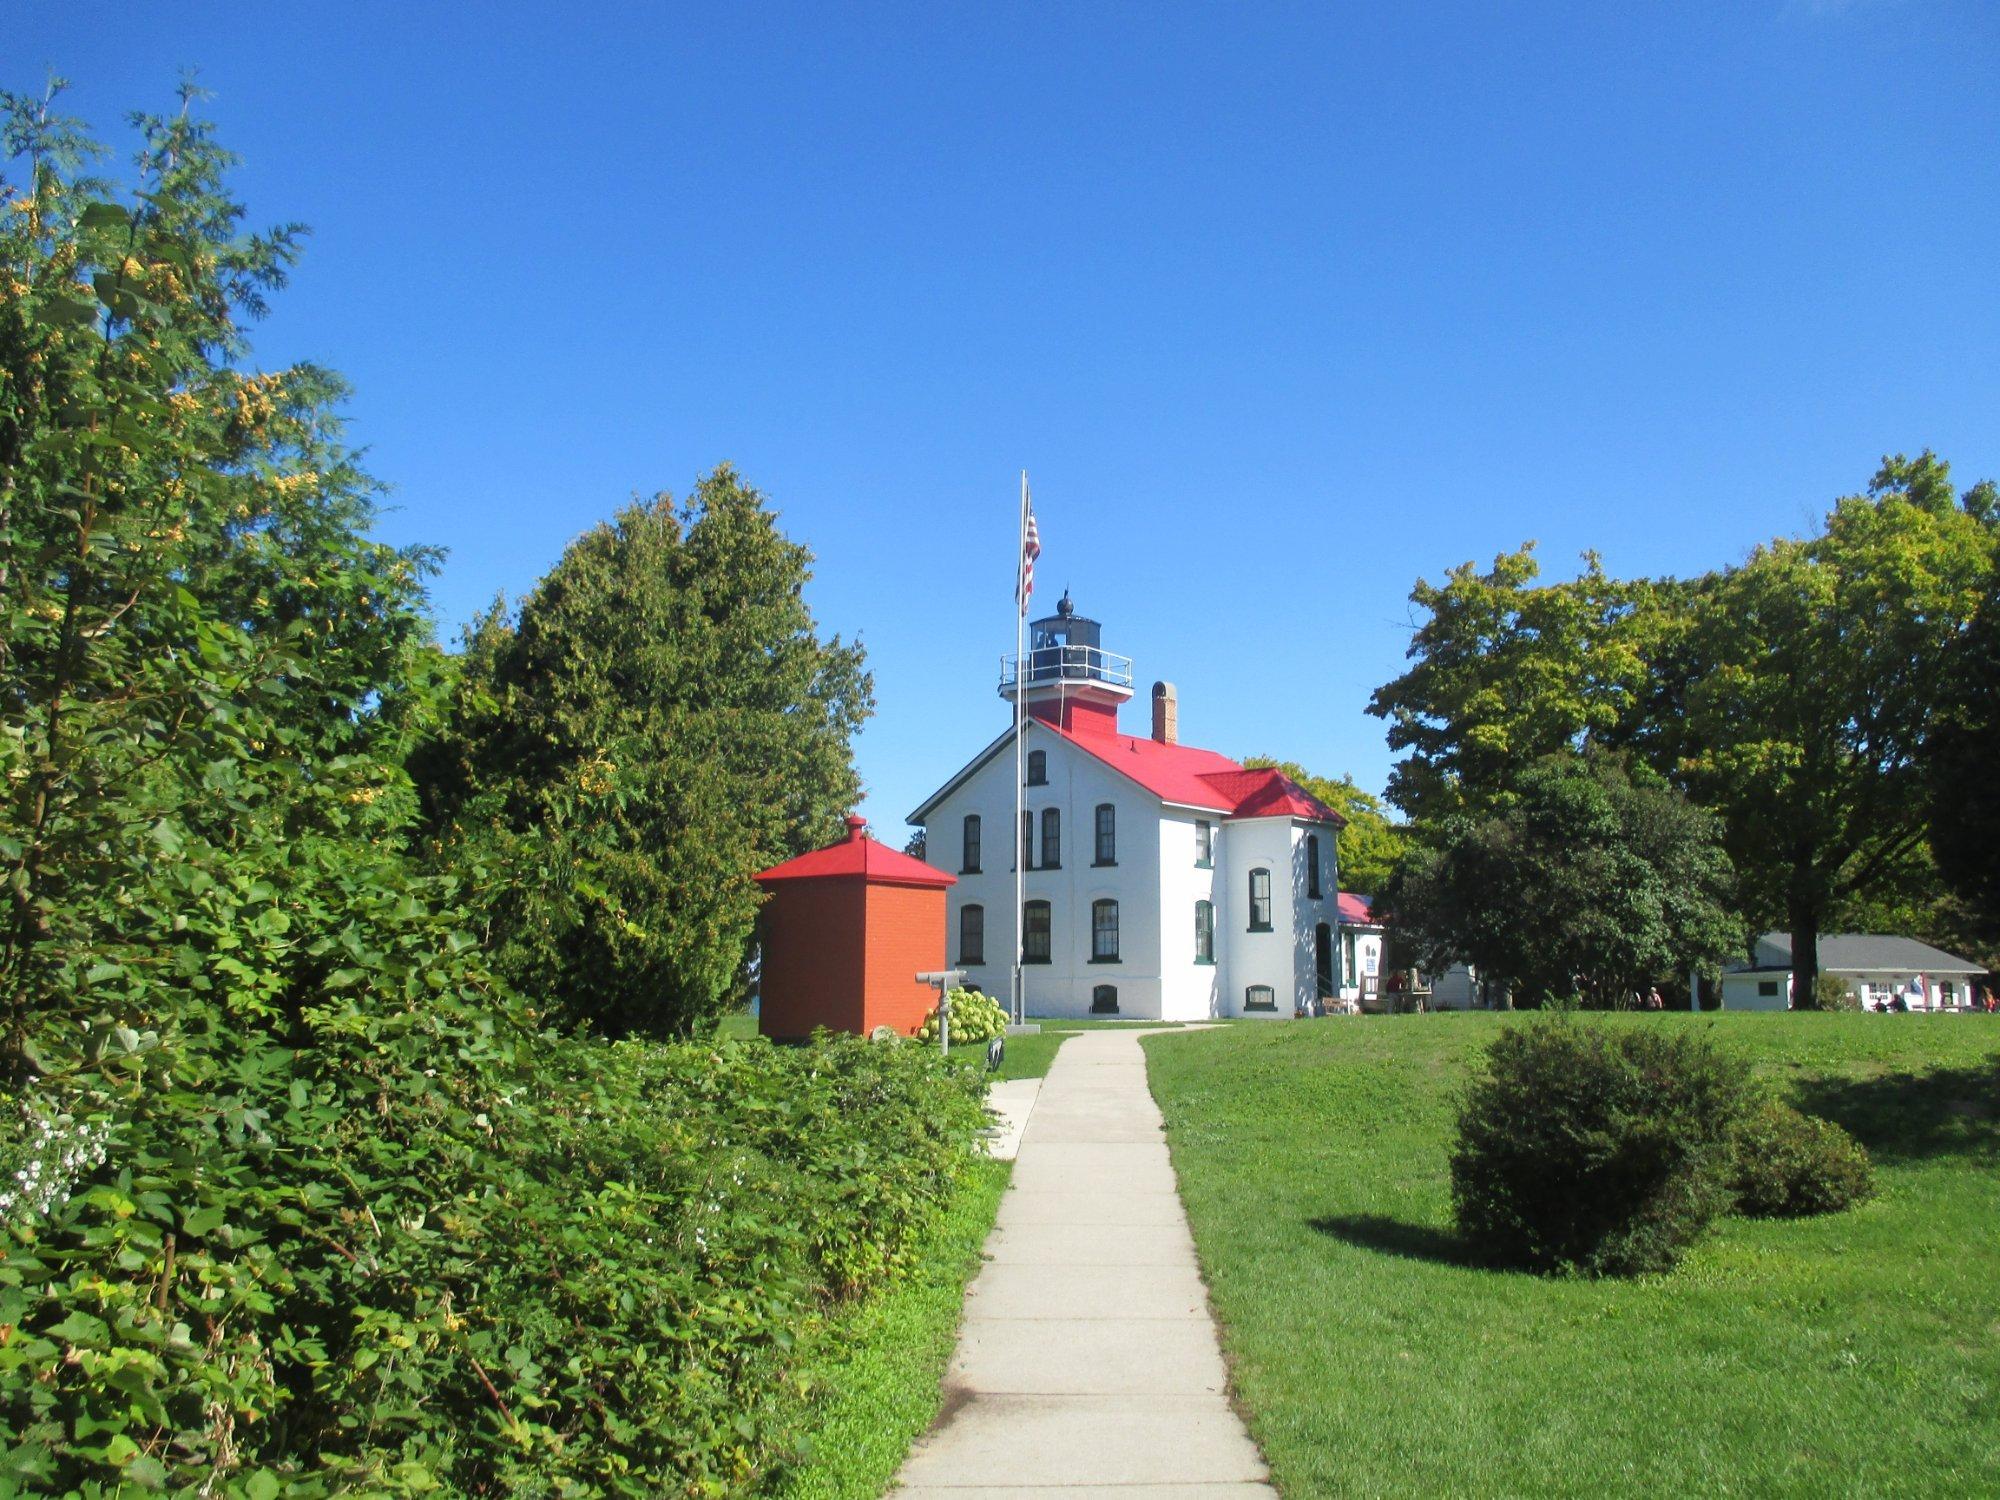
755, 816, 957, 888
1045, 724, 1346, 824
1336, 892, 1379, 925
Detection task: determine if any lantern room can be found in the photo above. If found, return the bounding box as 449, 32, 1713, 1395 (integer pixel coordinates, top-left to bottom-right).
753, 815, 956, 1041
999, 591, 1135, 736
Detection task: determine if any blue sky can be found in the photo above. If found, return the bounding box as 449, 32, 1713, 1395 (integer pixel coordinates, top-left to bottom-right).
13, 2, 1999, 830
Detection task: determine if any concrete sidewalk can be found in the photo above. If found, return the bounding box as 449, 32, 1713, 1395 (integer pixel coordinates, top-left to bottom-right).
895, 1028, 1275, 1497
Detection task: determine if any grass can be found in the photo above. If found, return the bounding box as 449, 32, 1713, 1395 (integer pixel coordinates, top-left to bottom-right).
776, 1158, 1010, 1498
997, 1017, 1191, 1080
1143, 1013, 2000, 1498
714, 1009, 759, 1040
713, 1011, 1185, 1079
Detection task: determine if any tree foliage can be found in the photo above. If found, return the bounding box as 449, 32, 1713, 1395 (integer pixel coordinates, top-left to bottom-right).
1924, 546, 2000, 950
0, 82, 946, 1498
1242, 758, 1407, 895
1675, 454, 1994, 999
1382, 752, 1739, 1008
413, 474, 873, 1038
1366, 546, 1652, 823
1373, 456, 1999, 999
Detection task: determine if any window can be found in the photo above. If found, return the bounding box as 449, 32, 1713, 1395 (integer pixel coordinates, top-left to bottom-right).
1094, 803, 1116, 865
1040, 807, 1061, 869
1022, 900, 1052, 963
1195, 820, 1213, 867
961, 814, 981, 873
1091, 899, 1120, 962
1757, 980, 1779, 998
1245, 984, 1277, 1012
1248, 868, 1272, 931
1017, 809, 1032, 870
1306, 834, 1322, 899
1194, 900, 1215, 964
1091, 984, 1119, 1014
1027, 749, 1047, 785
959, 904, 985, 966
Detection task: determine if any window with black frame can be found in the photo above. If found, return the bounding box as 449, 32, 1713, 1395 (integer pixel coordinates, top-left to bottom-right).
1022, 900, 1052, 963
962, 814, 981, 873
959, 904, 984, 965
1248, 868, 1272, 931
1040, 807, 1060, 869
1306, 833, 1322, 899
1195, 820, 1213, 867
1094, 803, 1115, 865
1245, 984, 1276, 1012
1091, 899, 1119, 962
1027, 749, 1047, 785
1194, 900, 1215, 964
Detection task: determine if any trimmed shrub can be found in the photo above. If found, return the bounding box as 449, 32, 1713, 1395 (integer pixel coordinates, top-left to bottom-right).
1809, 973, 1861, 1012
915, 988, 1009, 1045
1451, 1018, 1752, 1275
1729, 1099, 1875, 1216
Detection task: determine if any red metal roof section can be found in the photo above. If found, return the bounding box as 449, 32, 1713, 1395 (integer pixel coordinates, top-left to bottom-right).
1337, 891, 1379, 925
755, 815, 958, 888
1198, 767, 1347, 825
1042, 724, 1345, 824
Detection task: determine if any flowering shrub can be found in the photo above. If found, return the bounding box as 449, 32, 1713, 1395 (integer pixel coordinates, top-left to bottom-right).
914, 988, 1010, 1045
0, 1080, 112, 1227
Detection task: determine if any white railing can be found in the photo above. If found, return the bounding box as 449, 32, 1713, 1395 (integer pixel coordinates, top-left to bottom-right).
999, 645, 1135, 691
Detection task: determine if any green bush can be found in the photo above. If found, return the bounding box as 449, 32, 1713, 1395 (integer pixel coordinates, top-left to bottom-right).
1808, 973, 1861, 1012
1729, 1098, 1875, 1216
914, 988, 1009, 1046
4, 1009, 985, 1496
1451, 1018, 1752, 1275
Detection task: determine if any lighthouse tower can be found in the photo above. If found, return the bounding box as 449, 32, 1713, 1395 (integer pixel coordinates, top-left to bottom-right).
999, 591, 1134, 736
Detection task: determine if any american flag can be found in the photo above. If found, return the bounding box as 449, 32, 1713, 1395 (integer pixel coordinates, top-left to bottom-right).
1018, 487, 1040, 615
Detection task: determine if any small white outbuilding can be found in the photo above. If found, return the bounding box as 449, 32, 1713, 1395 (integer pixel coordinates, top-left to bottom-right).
1721, 933, 1987, 1011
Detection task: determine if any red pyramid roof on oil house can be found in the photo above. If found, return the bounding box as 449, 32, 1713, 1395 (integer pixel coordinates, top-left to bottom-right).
754, 815, 957, 889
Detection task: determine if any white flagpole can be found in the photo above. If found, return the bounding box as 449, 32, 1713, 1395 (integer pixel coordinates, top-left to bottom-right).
1013, 471, 1028, 1025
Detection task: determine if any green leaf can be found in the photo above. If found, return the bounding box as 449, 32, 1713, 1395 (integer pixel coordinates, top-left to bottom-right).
77, 201, 131, 231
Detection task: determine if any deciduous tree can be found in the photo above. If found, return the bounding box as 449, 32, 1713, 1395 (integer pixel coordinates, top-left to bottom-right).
1366, 546, 1650, 823
1381, 752, 1739, 1007
1677, 454, 1994, 1003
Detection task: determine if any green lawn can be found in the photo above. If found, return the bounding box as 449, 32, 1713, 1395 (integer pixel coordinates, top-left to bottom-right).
1144, 1013, 2000, 1498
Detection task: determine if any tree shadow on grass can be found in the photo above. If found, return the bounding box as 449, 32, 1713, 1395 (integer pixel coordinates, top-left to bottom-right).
1792, 1057, 2000, 1165
1307, 1213, 1488, 1270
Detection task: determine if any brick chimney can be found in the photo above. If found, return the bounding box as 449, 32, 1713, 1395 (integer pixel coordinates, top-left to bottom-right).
1150, 680, 1178, 745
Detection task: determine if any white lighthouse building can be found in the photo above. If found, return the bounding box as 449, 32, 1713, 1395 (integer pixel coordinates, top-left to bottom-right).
907, 594, 1346, 1020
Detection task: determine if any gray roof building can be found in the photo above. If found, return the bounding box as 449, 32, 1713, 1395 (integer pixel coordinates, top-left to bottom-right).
1733, 932, 1987, 975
